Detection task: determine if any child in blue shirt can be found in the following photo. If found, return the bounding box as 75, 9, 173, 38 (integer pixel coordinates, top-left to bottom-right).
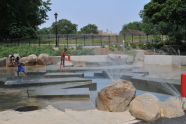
16, 57, 26, 77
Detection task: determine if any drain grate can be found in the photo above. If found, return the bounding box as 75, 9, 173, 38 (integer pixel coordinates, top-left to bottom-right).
15, 106, 40, 112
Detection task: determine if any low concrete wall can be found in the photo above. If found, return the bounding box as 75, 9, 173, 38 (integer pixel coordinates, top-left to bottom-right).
144, 55, 172, 65
71, 55, 108, 63
144, 55, 186, 66
0, 58, 7, 67
48, 55, 108, 63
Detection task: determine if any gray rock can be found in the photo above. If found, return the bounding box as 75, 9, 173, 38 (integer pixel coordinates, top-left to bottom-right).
37, 54, 52, 65
20, 57, 28, 65
129, 93, 161, 122
160, 97, 184, 118
27, 54, 37, 65
0, 57, 6, 67
96, 79, 136, 112
20, 54, 37, 66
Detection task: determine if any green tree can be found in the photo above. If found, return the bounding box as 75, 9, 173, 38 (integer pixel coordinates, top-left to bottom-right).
0, 0, 51, 39
51, 19, 77, 34
80, 24, 98, 34
142, 0, 186, 44
120, 21, 143, 34
37, 27, 51, 35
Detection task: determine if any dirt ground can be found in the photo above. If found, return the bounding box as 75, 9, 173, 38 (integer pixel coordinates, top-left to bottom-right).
93, 48, 124, 55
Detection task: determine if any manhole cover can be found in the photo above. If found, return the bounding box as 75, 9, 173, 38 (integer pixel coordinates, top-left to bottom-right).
15, 106, 40, 112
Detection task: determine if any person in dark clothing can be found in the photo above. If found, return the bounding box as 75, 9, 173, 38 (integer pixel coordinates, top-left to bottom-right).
9, 53, 16, 66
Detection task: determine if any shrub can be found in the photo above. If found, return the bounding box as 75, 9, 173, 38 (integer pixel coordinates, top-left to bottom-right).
0, 45, 94, 58
117, 45, 123, 51
145, 42, 153, 49
138, 43, 145, 49
130, 43, 136, 49
109, 45, 115, 51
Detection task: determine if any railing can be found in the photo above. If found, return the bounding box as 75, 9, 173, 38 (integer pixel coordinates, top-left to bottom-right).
0, 34, 167, 47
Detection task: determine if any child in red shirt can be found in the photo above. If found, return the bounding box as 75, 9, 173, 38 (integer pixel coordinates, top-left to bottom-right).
60, 48, 67, 68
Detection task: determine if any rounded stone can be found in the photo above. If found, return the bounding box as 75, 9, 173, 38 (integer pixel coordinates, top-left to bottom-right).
96, 79, 136, 112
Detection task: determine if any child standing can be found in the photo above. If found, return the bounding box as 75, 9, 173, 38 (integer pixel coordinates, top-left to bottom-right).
16, 57, 26, 76
60, 48, 67, 69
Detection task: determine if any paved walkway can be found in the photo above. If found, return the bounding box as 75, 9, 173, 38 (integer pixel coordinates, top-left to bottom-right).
0, 105, 139, 124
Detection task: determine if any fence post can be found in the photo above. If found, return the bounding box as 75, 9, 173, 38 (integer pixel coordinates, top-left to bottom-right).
84, 35, 86, 46
100, 35, 102, 47
58, 36, 60, 47
76, 35, 78, 48
7, 40, 9, 47
66, 34, 69, 48
116, 35, 118, 45
108, 35, 111, 46
18, 38, 20, 46
92, 35, 94, 46
39, 37, 41, 47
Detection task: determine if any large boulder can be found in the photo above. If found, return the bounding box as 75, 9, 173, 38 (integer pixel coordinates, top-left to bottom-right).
27, 54, 37, 65
129, 93, 161, 122
96, 79, 136, 112
0, 58, 6, 67
160, 97, 184, 118
20, 57, 28, 65
37, 54, 52, 65
20, 54, 37, 66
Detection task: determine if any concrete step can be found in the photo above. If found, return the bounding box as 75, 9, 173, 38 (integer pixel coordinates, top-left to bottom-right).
28, 88, 90, 99
46, 65, 134, 72
4, 77, 92, 87
121, 73, 180, 95
28, 82, 97, 91
44, 72, 84, 78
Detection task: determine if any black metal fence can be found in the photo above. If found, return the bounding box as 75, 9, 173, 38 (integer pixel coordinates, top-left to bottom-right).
0, 34, 166, 47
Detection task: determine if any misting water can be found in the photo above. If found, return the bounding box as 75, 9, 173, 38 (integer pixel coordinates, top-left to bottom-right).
102, 54, 181, 97
0, 54, 184, 111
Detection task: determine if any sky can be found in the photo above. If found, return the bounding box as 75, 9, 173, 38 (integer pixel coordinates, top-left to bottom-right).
40, 0, 150, 34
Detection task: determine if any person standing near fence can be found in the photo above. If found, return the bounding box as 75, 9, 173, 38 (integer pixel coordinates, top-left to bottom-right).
60, 48, 67, 69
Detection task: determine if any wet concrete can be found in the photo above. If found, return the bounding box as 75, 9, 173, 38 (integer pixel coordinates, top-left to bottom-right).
121, 72, 180, 95
0, 59, 184, 112
4, 77, 92, 87
0, 88, 38, 111
28, 88, 90, 99
46, 65, 134, 72
44, 72, 84, 78
28, 82, 97, 91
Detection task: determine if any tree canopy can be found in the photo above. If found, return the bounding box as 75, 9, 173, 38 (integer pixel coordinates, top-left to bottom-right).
142, 0, 186, 43
37, 27, 51, 35
120, 22, 144, 35
51, 19, 77, 34
80, 24, 98, 34
143, 0, 186, 26
0, 0, 51, 39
